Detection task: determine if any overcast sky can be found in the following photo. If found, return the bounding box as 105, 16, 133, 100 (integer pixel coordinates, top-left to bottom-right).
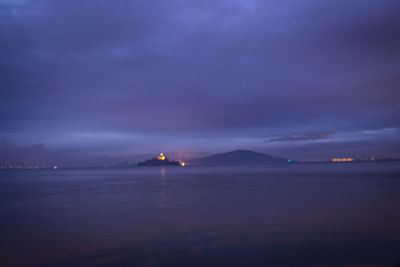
1, 0, 400, 166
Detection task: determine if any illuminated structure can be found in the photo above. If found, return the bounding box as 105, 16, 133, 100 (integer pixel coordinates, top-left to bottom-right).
137, 153, 183, 167
331, 157, 354, 162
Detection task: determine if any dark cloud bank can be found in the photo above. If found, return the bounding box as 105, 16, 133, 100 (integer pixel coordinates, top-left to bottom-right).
1, 0, 399, 166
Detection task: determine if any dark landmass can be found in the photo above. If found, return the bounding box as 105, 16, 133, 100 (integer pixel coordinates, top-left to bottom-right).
137, 154, 181, 167
2, 151, 398, 170
137, 158, 180, 166
188, 150, 288, 166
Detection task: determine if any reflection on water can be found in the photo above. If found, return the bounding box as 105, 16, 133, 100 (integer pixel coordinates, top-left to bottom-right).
158, 167, 167, 220
0, 162, 400, 266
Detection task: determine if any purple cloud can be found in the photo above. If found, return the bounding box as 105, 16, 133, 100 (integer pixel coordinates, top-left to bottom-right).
270, 131, 335, 142
1, 0, 399, 165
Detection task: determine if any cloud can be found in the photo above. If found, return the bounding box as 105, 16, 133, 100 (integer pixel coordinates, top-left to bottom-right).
361, 128, 398, 135
0, 0, 399, 163
270, 131, 335, 142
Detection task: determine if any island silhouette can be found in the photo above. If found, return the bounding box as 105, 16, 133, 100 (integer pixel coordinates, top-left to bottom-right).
124, 150, 287, 167
188, 150, 287, 166
137, 153, 183, 166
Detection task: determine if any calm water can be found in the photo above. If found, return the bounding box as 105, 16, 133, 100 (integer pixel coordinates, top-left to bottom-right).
1, 162, 400, 266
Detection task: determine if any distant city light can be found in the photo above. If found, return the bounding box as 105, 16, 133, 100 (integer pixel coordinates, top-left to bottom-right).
53, 165, 58, 170
288, 159, 292, 163
331, 157, 354, 162
180, 162, 185, 167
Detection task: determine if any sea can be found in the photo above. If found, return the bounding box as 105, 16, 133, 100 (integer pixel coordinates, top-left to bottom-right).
1, 162, 400, 266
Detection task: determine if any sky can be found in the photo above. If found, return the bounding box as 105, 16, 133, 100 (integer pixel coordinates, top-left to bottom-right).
1, 0, 400, 166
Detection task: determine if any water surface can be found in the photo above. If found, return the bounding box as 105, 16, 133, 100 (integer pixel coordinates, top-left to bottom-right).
1, 162, 400, 266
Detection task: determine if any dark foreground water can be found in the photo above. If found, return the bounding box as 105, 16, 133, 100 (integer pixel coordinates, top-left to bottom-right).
1, 162, 400, 266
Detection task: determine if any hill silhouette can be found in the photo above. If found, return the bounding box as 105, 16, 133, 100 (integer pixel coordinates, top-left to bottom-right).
188, 150, 287, 166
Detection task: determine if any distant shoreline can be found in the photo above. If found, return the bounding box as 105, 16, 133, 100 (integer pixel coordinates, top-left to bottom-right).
1, 158, 399, 171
